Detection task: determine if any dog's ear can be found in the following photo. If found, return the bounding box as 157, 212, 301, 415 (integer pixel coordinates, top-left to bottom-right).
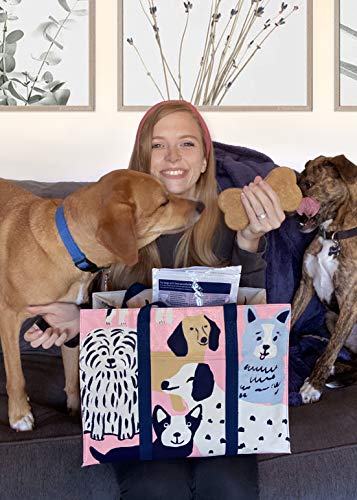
96, 202, 138, 267
275, 308, 290, 326
187, 404, 202, 420
205, 316, 221, 351
191, 363, 214, 402
167, 323, 188, 356
245, 306, 257, 324
153, 405, 169, 425
332, 155, 357, 184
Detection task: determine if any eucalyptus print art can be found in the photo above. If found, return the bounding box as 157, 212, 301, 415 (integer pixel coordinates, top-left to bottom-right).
0, 0, 94, 109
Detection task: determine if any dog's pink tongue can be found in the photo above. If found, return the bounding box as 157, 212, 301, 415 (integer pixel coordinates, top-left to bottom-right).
297, 197, 320, 217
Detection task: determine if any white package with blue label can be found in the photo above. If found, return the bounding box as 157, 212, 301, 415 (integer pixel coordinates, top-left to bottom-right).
152, 266, 242, 307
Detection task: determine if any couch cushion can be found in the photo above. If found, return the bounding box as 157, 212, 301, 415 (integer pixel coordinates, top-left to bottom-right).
10, 179, 89, 199
0, 354, 118, 499
258, 383, 357, 499
1, 353, 357, 499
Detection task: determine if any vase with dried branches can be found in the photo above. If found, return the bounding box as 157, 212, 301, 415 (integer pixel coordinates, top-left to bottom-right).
126, 0, 301, 106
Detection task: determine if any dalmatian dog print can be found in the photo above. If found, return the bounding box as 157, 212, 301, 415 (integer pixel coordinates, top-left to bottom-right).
80, 327, 139, 441
161, 361, 290, 455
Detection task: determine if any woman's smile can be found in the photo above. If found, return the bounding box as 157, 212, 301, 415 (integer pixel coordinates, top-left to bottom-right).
160, 169, 187, 179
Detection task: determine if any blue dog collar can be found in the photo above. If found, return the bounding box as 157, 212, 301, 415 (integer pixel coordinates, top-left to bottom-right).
55, 206, 102, 273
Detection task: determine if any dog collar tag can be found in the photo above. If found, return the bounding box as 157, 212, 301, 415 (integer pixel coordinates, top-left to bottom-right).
328, 241, 341, 257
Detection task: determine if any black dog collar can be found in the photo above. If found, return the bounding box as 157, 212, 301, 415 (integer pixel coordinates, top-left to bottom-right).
319, 225, 357, 257
318, 226, 357, 241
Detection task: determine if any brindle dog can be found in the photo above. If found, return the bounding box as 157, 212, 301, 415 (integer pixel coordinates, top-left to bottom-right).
291, 155, 357, 403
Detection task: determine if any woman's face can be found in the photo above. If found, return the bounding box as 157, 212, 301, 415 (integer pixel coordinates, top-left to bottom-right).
150, 111, 207, 198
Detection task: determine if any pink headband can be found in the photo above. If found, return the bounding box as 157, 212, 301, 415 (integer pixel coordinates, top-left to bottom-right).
135, 100, 212, 157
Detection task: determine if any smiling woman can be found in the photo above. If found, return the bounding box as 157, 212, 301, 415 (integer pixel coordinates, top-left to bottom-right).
23, 99, 287, 500
110, 99, 286, 290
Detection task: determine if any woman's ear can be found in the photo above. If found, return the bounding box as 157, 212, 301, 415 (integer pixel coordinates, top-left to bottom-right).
201, 159, 207, 174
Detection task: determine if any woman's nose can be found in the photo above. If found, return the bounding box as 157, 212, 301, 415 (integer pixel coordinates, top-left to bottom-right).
165, 146, 181, 163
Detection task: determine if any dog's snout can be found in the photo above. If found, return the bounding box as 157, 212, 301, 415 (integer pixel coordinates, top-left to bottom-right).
161, 380, 169, 390
107, 358, 116, 366
262, 345, 270, 351
173, 432, 181, 438
195, 201, 205, 214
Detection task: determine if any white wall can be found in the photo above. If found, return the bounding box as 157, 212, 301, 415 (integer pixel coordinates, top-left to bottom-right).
1, 0, 356, 181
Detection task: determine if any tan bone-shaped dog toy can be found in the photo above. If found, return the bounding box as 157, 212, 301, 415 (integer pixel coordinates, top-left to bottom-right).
218, 167, 302, 231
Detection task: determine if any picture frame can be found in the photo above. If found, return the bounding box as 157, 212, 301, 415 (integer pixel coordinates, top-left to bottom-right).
335, 0, 357, 111
118, 0, 313, 111
0, 0, 95, 111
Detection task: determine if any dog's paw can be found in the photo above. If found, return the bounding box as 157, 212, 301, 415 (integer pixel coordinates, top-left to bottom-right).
11, 411, 35, 432
299, 379, 322, 404
66, 393, 81, 416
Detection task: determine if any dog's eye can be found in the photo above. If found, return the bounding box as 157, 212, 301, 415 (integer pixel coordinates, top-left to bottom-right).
187, 422, 192, 427
164, 423, 169, 428
256, 336, 262, 341
273, 336, 278, 341
304, 180, 314, 189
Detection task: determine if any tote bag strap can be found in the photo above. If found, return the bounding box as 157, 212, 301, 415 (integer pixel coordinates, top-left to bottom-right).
223, 303, 239, 455
137, 302, 238, 460
136, 302, 167, 460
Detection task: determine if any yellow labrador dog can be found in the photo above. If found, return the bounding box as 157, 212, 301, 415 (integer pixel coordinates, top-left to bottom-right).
0, 169, 204, 431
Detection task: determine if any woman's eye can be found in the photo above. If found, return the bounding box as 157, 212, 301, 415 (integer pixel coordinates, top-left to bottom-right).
182, 141, 195, 147
152, 143, 164, 149
160, 200, 169, 207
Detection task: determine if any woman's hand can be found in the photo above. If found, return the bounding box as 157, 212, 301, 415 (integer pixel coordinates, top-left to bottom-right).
24, 303, 80, 349
237, 176, 285, 252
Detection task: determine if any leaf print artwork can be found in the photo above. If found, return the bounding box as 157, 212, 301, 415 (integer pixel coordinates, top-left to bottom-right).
0, 0, 93, 108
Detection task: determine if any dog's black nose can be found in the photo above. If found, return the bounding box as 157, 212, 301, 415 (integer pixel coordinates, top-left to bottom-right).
173, 432, 181, 438
196, 201, 205, 214
262, 345, 270, 351
200, 337, 207, 344
161, 381, 169, 390
107, 358, 115, 366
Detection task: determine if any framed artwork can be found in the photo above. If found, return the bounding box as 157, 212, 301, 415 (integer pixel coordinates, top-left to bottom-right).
335, 0, 357, 110
0, 0, 95, 111
118, 0, 312, 111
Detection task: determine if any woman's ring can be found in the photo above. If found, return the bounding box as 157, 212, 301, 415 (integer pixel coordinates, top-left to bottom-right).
257, 212, 267, 220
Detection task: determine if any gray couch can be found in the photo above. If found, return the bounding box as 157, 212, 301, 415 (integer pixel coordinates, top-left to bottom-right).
1, 179, 356, 500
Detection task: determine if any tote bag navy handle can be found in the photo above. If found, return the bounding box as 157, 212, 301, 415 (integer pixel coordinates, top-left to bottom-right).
136, 302, 239, 460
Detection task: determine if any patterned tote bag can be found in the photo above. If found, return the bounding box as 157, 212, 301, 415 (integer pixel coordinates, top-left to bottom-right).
80, 303, 291, 465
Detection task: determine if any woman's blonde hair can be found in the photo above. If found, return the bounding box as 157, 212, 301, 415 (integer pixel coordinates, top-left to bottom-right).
110, 101, 222, 290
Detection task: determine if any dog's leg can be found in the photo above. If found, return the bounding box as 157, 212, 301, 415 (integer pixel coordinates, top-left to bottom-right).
300, 300, 357, 403
291, 271, 315, 327
0, 313, 34, 431
325, 310, 338, 335
61, 344, 80, 416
